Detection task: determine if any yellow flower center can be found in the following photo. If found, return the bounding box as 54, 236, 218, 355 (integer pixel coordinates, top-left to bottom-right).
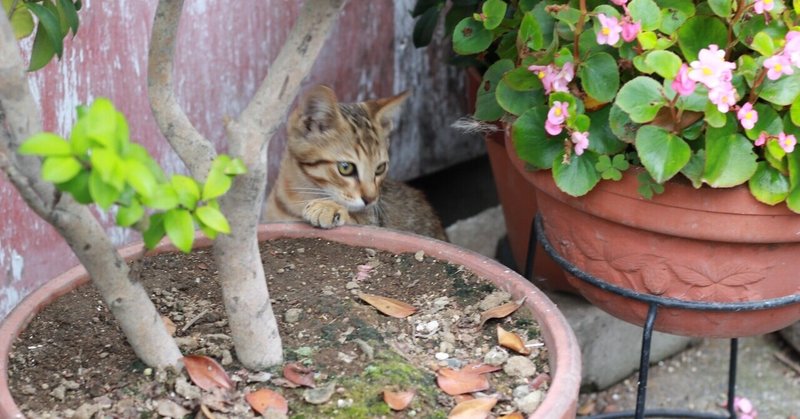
745, 111, 754, 120
602, 27, 611, 35
537, 71, 546, 79
555, 108, 562, 116
775, 63, 783, 72
702, 67, 713, 76
765, 0, 773, 4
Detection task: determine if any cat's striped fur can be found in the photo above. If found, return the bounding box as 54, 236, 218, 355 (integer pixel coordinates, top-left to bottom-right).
264, 85, 447, 241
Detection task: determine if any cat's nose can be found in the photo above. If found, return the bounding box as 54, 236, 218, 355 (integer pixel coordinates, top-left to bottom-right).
362, 195, 376, 206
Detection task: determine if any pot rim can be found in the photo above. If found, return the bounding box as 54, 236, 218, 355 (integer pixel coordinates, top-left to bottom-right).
0, 223, 581, 418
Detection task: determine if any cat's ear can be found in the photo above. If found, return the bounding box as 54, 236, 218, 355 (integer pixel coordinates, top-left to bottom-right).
368, 90, 411, 133
293, 85, 341, 134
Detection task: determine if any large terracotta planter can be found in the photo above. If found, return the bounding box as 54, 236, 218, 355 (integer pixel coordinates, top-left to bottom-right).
0, 223, 582, 418
530, 167, 800, 338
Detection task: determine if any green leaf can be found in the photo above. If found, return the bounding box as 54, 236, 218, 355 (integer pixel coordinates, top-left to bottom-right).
517, 11, 543, 51
496, 78, 543, 116
587, 106, 627, 153
58, 0, 79, 35
116, 199, 144, 227
27, 23, 56, 71
143, 213, 166, 250
142, 184, 179, 210
411, 0, 440, 17
659, 7, 688, 34
554, 7, 581, 27
751, 31, 775, 56
708, 0, 732, 17
202, 168, 233, 201
579, 53, 619, 103
195, 206, 230, 234
56, 170, 91, 203
615, 76, 665, 123
18, 133, 71, 156
474, 59, 514, 121
224, 158, 247, 175
749, 162, 789, 205
453, 17, 493, 55
791, 95, 800, 126
25, 3, 63, 58
644, 50, 682, 80
41, 156, 82, 183
681, 150, 705, 188
502, 66, 543, 91
198, 221, 219, 240
88, 170, 120, 209
628, 0, 662, 31
552, 152, 601, 196
413, 6, 440, 48
123, 159, 157, 199
635, 125, 691, 183
703, 134, 758, 187
637, 31, 658, 50
745, 103, 782, 140
4, 1, 34, 39
482, 0, 507, 30
786, 185, 800, 213
609, 104, 639, 143
677, 16, 728, 62
704, 101, 727, 128
171, 175, 201, 209
511, 106, 563, 169
759, 73, 800, 106
89, 148, 120, 183
164, 209, 195, 253
85, 98, 119, 149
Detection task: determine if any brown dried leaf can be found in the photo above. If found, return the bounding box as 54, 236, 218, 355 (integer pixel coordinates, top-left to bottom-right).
462, 363, 502, 375
358, 292, 417, 318
497, 325, 531, 355
283, 362, 316, 388
479, 297, 525, 327
530, 372, 550, 390
436, 368, 490, 396
577, 400, 596, 415
245, 388, 288, 415
498, 412, 524, 419
448, 397, 498, 419
453, 394, 475, 404
383, 388, 415, 411
183, 355, 234, 391
271, 377, 300, 388
161, 316, 177, 336
199, 403, 217, 418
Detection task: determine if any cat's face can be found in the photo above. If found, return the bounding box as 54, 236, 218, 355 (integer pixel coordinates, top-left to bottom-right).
286, 86, 408, 213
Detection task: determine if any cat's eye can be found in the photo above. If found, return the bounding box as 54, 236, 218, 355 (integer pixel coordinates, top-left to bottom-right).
337, 161, 356, 176
375, 162, 387, 176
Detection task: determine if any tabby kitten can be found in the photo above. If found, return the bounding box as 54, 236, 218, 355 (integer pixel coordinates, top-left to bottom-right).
264, 85, 447, 241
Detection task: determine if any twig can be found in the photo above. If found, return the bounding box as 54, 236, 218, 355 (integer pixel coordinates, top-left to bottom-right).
180, 308, 210, 333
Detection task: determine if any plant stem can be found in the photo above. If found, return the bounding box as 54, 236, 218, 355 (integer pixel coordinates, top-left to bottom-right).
726, 0, 748, 53
748, 68, 768, 102
574, 0, 587, 64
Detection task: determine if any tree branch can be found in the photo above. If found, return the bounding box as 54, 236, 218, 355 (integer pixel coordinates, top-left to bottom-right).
147, 0, 217, 179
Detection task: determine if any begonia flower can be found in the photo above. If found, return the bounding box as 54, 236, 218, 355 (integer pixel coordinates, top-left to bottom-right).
671, 64, 697, 97
737, 103, 758, 130
571, 131, 590, 155
596, 14, 622, 46
708, 83, 737, 113
764, 54, 793, 80
545, 101, 569, 136
755, 132, 769, 146
779, 132, 797, 153
754, 0, 774, 14
688, 45, 736, 89
621, 20, 641, 43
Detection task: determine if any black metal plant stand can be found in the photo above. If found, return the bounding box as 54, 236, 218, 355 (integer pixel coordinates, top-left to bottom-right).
527, 213, 800, 419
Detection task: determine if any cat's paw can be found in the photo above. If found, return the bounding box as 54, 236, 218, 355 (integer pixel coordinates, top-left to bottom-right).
303, 200, 350, 228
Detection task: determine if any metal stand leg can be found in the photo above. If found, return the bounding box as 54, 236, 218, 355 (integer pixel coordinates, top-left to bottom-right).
634, 304, 659, 418
726, 338, 738, 418
524, 215, 537, 281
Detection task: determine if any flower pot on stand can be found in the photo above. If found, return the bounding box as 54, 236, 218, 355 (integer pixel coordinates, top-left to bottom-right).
531, 168, 800, 338
0, 223, 582, 418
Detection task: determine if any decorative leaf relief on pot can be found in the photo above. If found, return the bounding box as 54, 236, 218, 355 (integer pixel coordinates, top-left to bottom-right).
670, 264, 767, 302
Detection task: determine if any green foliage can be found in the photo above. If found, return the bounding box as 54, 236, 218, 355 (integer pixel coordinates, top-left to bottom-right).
3, 0, 81, 71
19, 99, 246, 252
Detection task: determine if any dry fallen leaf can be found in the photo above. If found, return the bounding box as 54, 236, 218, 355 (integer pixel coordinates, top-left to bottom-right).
383, 388, 415, 411
530, 372, 550, 390
577, 400, 596, 415
461, 363, 502, 375
358, 292, 417, 318
183, 355, 234, 391
245, 388, 288, 415
436, 368, 490, 395
199, 403, 217, 419
161, 315, 177, 336
453, 394, 475, 404
497, 325, 531, 355
498, 412, 525, 419
479, 297, 526, 327
283, 362, 316, 388
448, 397, 498, 419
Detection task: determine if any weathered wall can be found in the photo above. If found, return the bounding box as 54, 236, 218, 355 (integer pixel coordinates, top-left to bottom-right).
0, 0, 482, 319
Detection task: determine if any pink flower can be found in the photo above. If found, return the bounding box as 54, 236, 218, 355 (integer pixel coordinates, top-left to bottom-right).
528, 64, 557, 93
545, 101, 569, 136
755, 132, 769, 146
784, 31, 800, 67
621, 19, 641, 43
611, 0, 627, 5
688, 45, 736, 89
764, 54, 793, 80
737, 103, 758, 130
571, 131, 590, 155
671, 64, 697, 96
733, 397, 758, 419
552, 62, 575, 93
754, 0, 775, 14
596, 14, 622, 46
708, 83, 737, 113
779, 132, 796, 153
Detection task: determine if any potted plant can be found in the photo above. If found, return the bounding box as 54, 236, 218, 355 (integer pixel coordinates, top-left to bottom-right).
450, 0, 800, 337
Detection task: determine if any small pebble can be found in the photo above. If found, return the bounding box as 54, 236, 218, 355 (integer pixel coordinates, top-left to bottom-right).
284, 308, 303, 323
345, 281, 360, 290
414, 250, 424, 262
516, 390, 545, 414
484, 347, 509, 366
504, 356, 537, 378
435, 352, 449, 360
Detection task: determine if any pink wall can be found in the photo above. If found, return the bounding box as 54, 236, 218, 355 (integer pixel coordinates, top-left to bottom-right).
0, 0, 481, 319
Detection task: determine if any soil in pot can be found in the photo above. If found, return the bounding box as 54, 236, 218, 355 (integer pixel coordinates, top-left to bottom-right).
8, 237, 551, 418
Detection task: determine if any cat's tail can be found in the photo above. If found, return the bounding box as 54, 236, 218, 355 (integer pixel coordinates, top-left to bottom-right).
450, 117, 502, 135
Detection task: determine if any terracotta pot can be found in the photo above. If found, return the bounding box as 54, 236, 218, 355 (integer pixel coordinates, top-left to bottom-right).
530, 167, 800, 338
0, 223, 581, 418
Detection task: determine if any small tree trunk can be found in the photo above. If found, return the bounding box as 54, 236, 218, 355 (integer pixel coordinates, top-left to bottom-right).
0, 14, 181, 368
